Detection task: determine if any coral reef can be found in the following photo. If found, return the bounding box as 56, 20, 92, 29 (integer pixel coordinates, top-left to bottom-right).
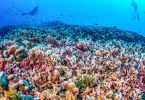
0, 24, 145, 99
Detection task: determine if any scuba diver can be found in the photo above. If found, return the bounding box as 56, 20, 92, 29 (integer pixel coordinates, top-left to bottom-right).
22, 0, 38, 16
22, 6, 39, 16
131, 0, 140, 21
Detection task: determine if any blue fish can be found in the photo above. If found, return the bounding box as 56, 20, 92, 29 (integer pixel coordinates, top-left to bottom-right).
22, 7, 39, 16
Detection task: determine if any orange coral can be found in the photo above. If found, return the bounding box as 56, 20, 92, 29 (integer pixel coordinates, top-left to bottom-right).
8, 45, 17, 55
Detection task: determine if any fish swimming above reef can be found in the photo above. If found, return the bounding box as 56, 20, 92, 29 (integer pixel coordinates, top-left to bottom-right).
22, 7, 39, 16
131, 0, 140, 21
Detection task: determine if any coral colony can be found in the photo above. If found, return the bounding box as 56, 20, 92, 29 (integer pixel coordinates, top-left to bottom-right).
0, 24, 145, 100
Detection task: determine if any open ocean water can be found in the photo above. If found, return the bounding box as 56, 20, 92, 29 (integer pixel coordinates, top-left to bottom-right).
0, 0, 145, 35
0, 0, 145, 100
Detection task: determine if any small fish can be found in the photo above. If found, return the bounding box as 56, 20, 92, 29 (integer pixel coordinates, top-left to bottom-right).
22, 7, 39, 16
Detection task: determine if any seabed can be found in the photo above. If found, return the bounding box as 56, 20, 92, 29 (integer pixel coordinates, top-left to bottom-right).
0, 24, 145, 100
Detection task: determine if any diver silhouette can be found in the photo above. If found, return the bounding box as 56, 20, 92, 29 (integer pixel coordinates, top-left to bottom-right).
22, 6, 39, 16
131, 0, 140, 21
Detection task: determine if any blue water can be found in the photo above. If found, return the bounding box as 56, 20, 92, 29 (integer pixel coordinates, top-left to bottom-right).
0, 0, 145, 36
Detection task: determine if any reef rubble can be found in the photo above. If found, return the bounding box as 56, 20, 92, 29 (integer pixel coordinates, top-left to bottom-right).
0, 24, 145, 99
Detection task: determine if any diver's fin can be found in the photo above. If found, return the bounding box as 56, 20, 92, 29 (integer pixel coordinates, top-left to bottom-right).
137, 16, 140, 21
132, 15, 140, 21
132, 15, 136, 19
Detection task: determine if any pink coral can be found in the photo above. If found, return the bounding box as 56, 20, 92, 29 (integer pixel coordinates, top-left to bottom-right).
21, 57, 33, 69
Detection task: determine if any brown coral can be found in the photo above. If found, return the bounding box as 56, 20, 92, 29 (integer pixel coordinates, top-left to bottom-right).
46, 37, 59, 47
8, 45, 17, 55
76, 42, 90, 51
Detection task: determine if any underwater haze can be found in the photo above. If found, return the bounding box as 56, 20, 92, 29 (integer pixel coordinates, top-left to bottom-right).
1, 0, 145, 100
0, 0, 145, 36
